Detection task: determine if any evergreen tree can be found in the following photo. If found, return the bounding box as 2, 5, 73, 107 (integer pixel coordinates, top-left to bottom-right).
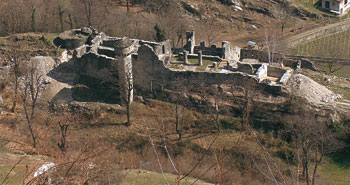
154, 24, 167, 42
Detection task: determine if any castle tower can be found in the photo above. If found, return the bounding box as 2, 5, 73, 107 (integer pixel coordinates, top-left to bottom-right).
114, 37, 136, 104
185, 31, 195, 54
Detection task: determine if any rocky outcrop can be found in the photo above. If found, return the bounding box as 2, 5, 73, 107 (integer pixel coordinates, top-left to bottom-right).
26, 56, 73, 103
53, 27, 101, 50
288, 74, 341, 105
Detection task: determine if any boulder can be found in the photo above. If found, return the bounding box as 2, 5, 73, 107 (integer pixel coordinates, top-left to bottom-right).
28, 56, 56, 84
53, 27, 96, 49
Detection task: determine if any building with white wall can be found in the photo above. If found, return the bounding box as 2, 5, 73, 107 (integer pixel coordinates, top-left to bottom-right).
321, 0, 350, 16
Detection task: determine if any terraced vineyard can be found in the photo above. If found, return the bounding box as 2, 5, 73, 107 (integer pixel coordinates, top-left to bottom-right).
289, 30, 350, 78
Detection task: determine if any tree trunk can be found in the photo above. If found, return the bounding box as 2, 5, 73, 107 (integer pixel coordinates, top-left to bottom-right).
67, 13, 74, 29
126, 101, 130, 126
175, 103, 181, 140
242, 90, 250, 130
312, 151, 323, 185
31, 7, 36, 32
88, 2, 91, 27
305, 159, 310, 185
11, 75, 18, 112
28, 121, 36, 148
23, 102, 36, 148
126, 83, 132, 126
58, 6, 64, 32
127, 0, 130, 13
83, 0, 92, 27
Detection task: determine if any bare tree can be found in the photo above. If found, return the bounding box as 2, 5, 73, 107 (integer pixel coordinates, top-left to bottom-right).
125, 74, 133, 126
229, 77, 258, 130
20, 61, 46, 148
174, 103, 184, 140
81, 0, 93, 27
264, 28, 277, 64
286, 112, 342, 185
31, 6, 37, 32
58, 5, 65, 32
158, 1, 188, 48
201, 17, 219, 46
57, 120, 69, 152
4, 49, 29, 112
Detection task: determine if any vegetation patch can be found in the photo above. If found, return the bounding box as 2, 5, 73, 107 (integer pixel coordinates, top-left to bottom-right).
319, 153, 350, 185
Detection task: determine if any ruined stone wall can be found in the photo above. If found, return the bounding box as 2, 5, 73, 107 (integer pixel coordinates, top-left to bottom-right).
132, 44, 293, 123
118, 54, 133, 104
240, 49, 283, 63
134, 44, 286, 99
232, 46, 241, 62
194, 45, 223, 57
222, 41, 240, 61
282, 58, 318, 71
140, 40, 172, 56
267, 66, 286, 79
240, 49, 269, 63
75, 53, 120, 103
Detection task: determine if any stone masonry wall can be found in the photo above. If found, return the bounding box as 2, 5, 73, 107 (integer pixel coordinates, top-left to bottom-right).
133, 44, 286, 100
75, 52, 120, 103
132, 44, 293, 123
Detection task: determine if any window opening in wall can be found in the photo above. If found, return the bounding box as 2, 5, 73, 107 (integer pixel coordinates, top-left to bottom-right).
325, 1, 330, 8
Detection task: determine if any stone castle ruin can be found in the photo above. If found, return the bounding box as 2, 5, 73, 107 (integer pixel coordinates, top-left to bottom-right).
48, 27, 347, 124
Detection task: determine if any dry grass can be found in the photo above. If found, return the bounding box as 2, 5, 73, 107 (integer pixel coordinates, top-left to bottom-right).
0, 93, 293, 185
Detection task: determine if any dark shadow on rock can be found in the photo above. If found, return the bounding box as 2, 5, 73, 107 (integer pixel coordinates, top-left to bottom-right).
48, 57, 120, 104
48, 59, 78, 85
71, 86, 119, 104
51, 87, 73, 105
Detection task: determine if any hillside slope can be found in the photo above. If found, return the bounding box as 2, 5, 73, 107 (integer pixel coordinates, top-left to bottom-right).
0, 0, 324, 46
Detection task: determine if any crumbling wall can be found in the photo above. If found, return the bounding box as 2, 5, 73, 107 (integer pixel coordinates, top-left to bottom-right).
194, 45, 223, 57
184, 31, 195, 54
267, 66, 286, 79
49, 28, 344, 124
240, 49, 283, 63
256, 63, 268, 81
132, 44, 297, 124
241, 49, 269, 63
232, 46, 241, 62
222, 41, 238, 61
133, 45, 285, 98
282, 58, 317, 71
141, 40, 172, 55
117, 54, 133, 104
75, 53, 120, 103
237, 63, 254, 74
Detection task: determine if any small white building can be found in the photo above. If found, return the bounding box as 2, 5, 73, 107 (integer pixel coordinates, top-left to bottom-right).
321, 0, 350, 16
